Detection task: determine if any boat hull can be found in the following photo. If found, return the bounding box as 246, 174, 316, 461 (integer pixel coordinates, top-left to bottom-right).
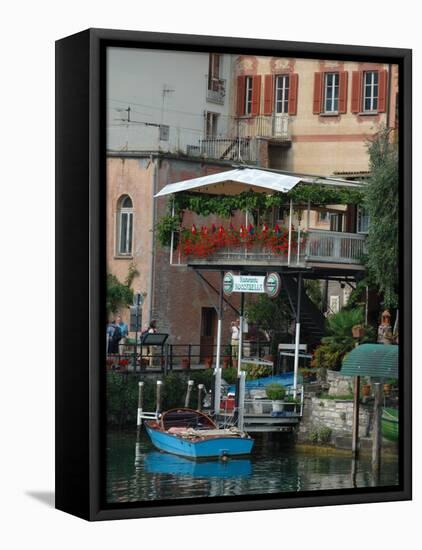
381, 407, 399, 442
145, 424, 254, 459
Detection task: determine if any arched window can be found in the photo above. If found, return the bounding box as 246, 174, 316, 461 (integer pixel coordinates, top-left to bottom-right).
117, 195, 133, 255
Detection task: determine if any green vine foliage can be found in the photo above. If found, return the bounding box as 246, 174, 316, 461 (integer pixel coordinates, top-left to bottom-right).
173, 184, 364, 218
156, 183, 364, 248
106, 274, 134, 316
155, 215, 180, 247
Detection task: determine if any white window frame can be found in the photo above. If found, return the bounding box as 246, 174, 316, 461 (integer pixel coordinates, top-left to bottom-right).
245, 76, 253, 115
275, 74, 290, 114
208, 53, 223, 92
205, 111, 219, 138
357, 206, 370, 234
324, 72, 339, 113
117, 195, 134, 256
363, 71, 379, 112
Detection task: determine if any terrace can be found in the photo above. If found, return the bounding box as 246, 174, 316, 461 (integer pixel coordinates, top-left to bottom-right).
176, 226, 366, 270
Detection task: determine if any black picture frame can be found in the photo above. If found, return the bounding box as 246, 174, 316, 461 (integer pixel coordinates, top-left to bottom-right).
55, 28, 412, 521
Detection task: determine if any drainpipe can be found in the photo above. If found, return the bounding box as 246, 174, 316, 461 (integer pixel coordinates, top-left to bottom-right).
293, 273, 302, 398
148, 156, 158, 324
386, 64, 392, 129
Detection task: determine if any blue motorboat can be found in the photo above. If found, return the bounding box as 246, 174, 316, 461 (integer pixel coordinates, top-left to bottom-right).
144, 408, 254, 459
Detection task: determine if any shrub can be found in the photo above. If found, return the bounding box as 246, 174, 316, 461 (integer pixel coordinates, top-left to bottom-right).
319, 426, 333, 444
265, 383, 286, 401
242, 363, 272, 380
309, 429, 319, 444
221, 367, 238, 385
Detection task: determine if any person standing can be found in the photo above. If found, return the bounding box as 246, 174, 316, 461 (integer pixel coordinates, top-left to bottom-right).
107, 320, 121, 354
116, 315, 129, 355
230, 319, 240, 360
147, 320, 157, 367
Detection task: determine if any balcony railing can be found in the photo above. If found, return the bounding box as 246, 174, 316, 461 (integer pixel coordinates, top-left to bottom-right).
305, 230, 367, 264
206, 77, 226, 104
237, 114, 290, 140
199, 137, 257, 162
179, 230, 366, 268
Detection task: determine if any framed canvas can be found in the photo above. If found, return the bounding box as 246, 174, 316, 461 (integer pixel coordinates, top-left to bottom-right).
55, 28, 412, 521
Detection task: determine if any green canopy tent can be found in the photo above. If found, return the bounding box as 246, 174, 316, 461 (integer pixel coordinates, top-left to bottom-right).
340, 343, 399, 463
341, 343, 398, 379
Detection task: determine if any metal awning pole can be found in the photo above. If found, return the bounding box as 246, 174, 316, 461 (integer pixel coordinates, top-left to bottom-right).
238, 370, 246, 431
169, 199, 175, 265
215, 271, 224, 370
288, 199, 293, 266
214, 272, 224, 414
306, 199, 311, 230
293, 273, 302, 398
237, 292, 245, 375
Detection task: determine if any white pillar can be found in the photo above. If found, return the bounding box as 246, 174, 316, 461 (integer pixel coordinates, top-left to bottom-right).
293, 322, 301, 398
288, 199, 293, 266
214, 367, 222, 414
215, 318, 222, 369
237, 315, 243, 375
237, 292, 245, 375
137, 381, 144, 427
237, 370, 246, 431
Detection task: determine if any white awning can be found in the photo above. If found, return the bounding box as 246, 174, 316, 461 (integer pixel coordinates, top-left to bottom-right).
154, 168, 301, 197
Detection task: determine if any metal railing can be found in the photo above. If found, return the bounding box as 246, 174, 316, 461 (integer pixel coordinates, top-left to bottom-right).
106, 340, 272, 374
206, 77, 226, 104
305, 230, 367, 264
199, 137, 256, 162
237, 114, 290, 140
243, 386, 304, 418
183, 230, 366, 267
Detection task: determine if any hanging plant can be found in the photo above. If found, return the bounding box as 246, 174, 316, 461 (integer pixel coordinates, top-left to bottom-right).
155, 215, 180, 247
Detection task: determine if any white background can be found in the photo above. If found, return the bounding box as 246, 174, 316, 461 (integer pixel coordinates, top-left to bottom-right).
0, 1, 419, 548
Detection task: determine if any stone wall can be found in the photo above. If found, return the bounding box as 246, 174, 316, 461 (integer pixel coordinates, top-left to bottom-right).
326, 370, 354, 397
297, 396, 372, 445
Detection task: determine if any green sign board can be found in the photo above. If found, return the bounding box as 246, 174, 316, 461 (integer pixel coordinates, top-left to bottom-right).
264, 272, 281, 298
223, 272, 281, 298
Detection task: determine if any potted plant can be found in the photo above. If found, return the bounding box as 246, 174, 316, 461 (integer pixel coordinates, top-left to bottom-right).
352, 324, 365, 338
204, 356, 213, 369
265, 382, 286, 412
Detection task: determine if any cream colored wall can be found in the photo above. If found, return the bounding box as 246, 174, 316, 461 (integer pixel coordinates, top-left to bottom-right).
106, 157, 154, 324
231, 56, 397, 176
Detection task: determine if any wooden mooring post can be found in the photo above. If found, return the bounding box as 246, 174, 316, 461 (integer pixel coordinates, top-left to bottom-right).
137, 381, 144, 429
352, 376, 360, 457
184, 379, 194, 408
372, 382, 383, 475
197, 384, 204, 412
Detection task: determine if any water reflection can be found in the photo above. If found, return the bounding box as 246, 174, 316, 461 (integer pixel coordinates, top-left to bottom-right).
107, 430, 399, 504
143, 451, 253, 478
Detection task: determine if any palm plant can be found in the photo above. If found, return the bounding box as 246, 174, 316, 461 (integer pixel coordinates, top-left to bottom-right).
312, 308, 366, 372
323, 308, 364, 347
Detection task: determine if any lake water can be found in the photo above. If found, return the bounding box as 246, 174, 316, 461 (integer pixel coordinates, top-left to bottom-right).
106, 430, 399, 504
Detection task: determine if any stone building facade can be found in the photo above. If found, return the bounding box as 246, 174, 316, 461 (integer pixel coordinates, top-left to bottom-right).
107, 153, 242, 358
